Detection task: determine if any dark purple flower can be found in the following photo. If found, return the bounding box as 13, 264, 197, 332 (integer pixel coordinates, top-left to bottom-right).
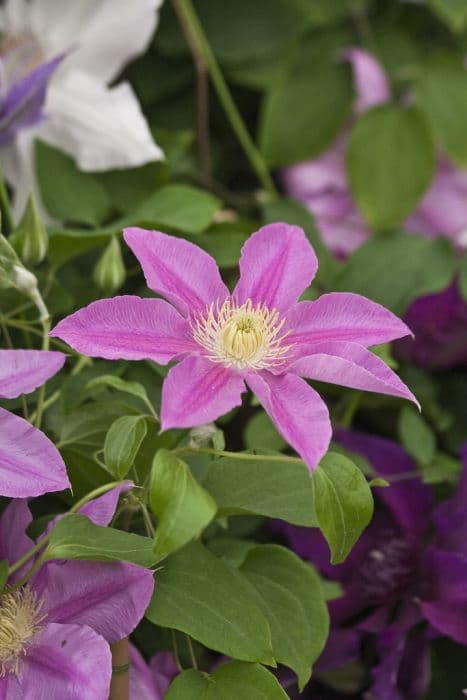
0, 487, 154, 698
129, 645, 178, 699
281, 431, 467, 699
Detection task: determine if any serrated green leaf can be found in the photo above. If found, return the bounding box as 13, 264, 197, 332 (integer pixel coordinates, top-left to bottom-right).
46, 514, 156, 567
312, 452, 374, 564
104, 416, 147, 479
150, 449, 217, 561
145, 541, 274, 664
240, 545, 329, 689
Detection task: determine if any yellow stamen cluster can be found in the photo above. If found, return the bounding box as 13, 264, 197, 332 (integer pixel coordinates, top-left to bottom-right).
0, 587, 45, 677
191, 298, 292, 370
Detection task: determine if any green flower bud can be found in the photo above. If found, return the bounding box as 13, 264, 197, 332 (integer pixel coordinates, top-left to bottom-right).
0, 231, 21, 290
12, 195, 48, 265
93, 237, 126, 294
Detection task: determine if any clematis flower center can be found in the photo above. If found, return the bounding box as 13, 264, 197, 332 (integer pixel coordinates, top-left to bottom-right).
0, 587, 45, 677
191, 298, 292, 370
357, 532, 415, 603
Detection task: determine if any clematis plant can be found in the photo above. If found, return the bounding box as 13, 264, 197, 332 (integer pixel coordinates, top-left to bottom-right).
0, 0, 164, 218
51, 223, 417, 471
0, 485, 154, 699
0, 349, 70, 497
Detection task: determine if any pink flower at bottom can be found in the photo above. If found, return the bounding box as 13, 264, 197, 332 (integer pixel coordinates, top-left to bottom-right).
51, 223, 417, 471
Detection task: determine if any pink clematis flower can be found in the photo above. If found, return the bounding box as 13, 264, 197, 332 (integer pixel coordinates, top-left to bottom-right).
0, 349, 70, 497
51, 224, 417, 471
0, 484, 154, 699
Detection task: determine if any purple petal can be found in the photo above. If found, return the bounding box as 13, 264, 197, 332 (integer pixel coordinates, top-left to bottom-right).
289, 342, 419, 407
405, 155, 467, 243
79, 480, 133, 526
421, 548, 467, 643
314, 627, 362, 672
150, 652, 179, 696
129, 645, 161, 700
345, 48, 390, 114
0, 407, 70, 497
0, 350, 66, 399
432, 444, 467, 553
336, 429, 434, 542
12, 623, 111, 700
246, 371, 331, 472
233, 223, 318, 313
123, 228, 229, 315
0, 55, 63, 145
160, 355, 246, 430
50, 295, 198, 363
285, 293, 412, 351
33, 560, 154, 643
0, 499, 33, 581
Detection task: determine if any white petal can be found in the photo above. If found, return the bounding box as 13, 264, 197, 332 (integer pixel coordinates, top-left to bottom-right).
0, 131, 39, 222
0, 0, 31, 34
29, 0, 164, 82
41, 69, 163, 171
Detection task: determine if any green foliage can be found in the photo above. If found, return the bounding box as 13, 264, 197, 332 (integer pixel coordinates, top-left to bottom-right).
165, 662, 289, 699
150, 449, 217, 561
103, 416, 147, 479
46, 514, 156, 567
347, 105, 435, 229
312, 452, 374, 564
398, 406, 436, 467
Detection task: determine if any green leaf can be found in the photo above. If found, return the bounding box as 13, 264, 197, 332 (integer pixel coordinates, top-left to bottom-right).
104, 416, 147, 479
312, 452, 374, 564
145, 541, 274, 664
347, 105, 435, 229
48, 228, 111, 267
86, 375, 151, 408
0, 560, 8, 593
202, 455, 317, 526
240, 545, 329, 689
46, 514, 156, 567
332, 231, 455, 315
244, 412, 286, 452
427, 0, 467, 33
165, 662, 288, 699
35, 141, 112, 225
128, 184, 221, 234
398, 406, 436, 467
260, 55, 353, 167
150, 449, 217, 561
420, 451, 461, 485
416, 54, 467, 167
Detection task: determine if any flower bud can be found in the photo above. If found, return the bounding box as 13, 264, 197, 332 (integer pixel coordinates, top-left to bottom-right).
93, 237, 126, 294
12, 195, 48, 265
0, 232, 21, 289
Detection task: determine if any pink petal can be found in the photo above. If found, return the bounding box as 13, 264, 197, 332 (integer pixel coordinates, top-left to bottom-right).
345, 48, 390, 114
0, 500, 33, 582
33, 560, 154, 643
0, 350, 65, 399
50, 295, 197, 363
0, 407, 70, 498
233, 223, 318, 312
289, 341, 419, 407
160, 355, 246, 430
130, 645, 161, 700
150, 652, 179, 696
124, 227, 229, 315
13, 623, 111, 700
285, 293, 412, 351
246, 371, 331, 472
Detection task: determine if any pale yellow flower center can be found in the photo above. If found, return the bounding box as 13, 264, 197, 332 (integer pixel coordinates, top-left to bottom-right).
0, 587, 45, 677
192, 298, 292, 370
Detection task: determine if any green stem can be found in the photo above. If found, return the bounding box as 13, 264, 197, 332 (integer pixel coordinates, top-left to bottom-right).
34, 316, 51, 428
185, 634, 198, 670
172, 0, 277, 198
0, 168, 14, 234
7, 481, 124, 577
340, 391, 363, 429
174, 445, 303, 463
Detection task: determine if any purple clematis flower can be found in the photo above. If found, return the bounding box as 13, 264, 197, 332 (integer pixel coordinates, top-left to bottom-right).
280, 432, 467, 700
0, 349, 70, 497
129, 645, 178, 699
0, 484, 154, 699
0, 53, 62, 146
51, 224, 417, 471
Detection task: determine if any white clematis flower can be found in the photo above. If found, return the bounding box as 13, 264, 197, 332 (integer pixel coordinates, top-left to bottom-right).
0, 0, 164, 219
